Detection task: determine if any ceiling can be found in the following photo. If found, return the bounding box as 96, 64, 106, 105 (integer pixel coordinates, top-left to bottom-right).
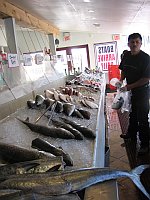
5, 0, 150, 35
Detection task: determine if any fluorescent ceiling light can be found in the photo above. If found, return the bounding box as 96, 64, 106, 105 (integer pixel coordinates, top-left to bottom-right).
83, 0, 91, 2
93, 23, 100, 27
88, 10, 94, 13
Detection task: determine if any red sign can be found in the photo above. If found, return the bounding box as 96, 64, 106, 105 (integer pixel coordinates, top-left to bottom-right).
108, 65, 120, 90
113, 34, 120, 41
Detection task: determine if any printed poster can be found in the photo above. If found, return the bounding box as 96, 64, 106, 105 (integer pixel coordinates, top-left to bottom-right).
94, 41, 118, 71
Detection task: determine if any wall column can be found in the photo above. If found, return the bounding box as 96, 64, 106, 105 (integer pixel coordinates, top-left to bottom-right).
4, 17, 18, 54
48, 33, 56, 55
3, 17, 21, 89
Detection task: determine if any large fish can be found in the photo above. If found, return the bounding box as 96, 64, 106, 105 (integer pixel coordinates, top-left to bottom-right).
0, 157, 64, 177
32, 138, 73, 166
0, 142, 54, 163
51, 119, 84, 140
0, 189, 22, 200
0, 165, 149, 199
27, 193, 81, 200
16, 117, 75, 139
63, 103, 75, 116
77, 108, 91, 120
60, 117, 96, 139
72, 109, 84, 119
1, 192, 81, 200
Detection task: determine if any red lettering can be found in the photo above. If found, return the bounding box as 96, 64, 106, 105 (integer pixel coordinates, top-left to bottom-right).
98, 55, 101, 62
106, 54, 108, 61
112, 54, 115, 60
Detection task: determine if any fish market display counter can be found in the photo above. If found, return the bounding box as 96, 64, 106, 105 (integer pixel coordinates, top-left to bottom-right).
0, 75, 118, 199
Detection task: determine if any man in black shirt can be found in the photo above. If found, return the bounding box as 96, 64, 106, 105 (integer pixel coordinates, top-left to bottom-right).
118, 33, 150, 155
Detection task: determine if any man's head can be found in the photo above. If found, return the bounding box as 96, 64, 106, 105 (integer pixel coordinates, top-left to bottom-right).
128, 33, 142, 55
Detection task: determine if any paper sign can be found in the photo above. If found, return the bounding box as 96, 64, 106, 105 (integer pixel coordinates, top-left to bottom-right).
8, 53, 19, 68
94, 41, 118, 71
23, 54, 32, 66
35, 54, 43, 65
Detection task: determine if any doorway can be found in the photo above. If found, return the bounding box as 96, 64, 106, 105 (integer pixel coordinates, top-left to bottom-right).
56, 44, 90, 75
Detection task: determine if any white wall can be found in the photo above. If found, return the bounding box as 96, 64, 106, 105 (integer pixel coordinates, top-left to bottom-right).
57, 32, 114, 69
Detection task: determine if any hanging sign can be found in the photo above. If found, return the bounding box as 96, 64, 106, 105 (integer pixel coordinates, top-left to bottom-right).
94, 41, 118, 71
63, 32, 71, 41
23, 54, 32, 66
8, 53, 19, 68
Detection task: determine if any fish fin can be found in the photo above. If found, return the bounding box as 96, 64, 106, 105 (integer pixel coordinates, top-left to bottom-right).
22, 162, 39, 171
46, 164, 61, 172
131, 164, 150, 175
25, 117, 30, 122
129, 165, 150, 199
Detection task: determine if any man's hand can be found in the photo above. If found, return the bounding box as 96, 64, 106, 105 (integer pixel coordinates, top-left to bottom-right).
115, 81, 122, 89
119, 85, 128, 92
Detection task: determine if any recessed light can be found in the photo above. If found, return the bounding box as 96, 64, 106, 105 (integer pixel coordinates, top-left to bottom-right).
88, 10, 94, 13
93, 23, 100, 27
83, 0, 91, 2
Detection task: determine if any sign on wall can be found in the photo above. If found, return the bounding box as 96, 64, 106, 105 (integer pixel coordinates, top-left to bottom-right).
8, 53, 19, 68
94, 41, 118, 71
23, 54, 32, 66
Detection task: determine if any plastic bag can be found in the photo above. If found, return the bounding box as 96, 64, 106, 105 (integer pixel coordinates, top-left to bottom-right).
111, 91, 124, 110
111, 90, 131, 112
121, 91, 131, 113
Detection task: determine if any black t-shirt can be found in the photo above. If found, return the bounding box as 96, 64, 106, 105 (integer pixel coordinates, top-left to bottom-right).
119, 50, 150, 84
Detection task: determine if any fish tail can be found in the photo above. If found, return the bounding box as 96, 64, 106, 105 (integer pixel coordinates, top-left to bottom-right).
129, 165, 150, 199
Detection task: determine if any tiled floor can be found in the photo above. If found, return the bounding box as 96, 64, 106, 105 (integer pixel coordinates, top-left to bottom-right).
106, 92, 141, 200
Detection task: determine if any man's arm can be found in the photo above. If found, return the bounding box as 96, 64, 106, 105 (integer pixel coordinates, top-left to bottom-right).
126, 77, 150, 90
120, 71, 125, 82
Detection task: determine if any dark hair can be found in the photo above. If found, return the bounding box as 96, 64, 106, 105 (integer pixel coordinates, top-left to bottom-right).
128, 33, 142, 42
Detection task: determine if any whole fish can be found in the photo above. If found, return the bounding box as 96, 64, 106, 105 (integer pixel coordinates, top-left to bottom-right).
44, 90, 54, 99
72, 109, 84, 119
32, 138, 73, 166
27, 100, 36, 109
84, 99, 98, 109
51, 119, 84, 140
60, 117, 96, 139
35, 94, 45, 106
77, 108, 91, 119
55, 101, 64, 113
0, 157, 64, 177
63, 103, 75, 116
0, 165, 149, 199
0, 142, 54, 163
16, 117, 75, 139
43, 98, 55, 110
28, 193, 81, 200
